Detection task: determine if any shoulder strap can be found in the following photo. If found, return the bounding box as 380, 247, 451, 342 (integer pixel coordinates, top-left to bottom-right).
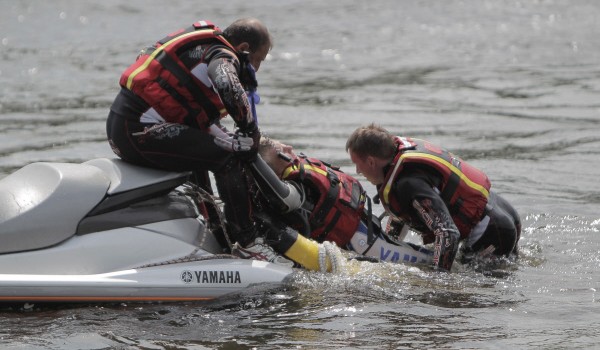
361, 196, 377, 255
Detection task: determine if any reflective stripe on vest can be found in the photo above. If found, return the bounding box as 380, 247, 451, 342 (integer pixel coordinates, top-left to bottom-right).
379, 137, 490, 237
382, 152, 490, 205
126, 29, 213, 90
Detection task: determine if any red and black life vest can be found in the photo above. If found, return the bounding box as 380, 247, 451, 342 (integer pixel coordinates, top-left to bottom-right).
119, 20, 234, 130
379, 137, 491, 238
282, 156, 366, 247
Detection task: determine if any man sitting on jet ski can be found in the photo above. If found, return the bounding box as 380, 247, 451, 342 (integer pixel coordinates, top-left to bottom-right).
106, 18, 297, 267
232, 136, 434, 272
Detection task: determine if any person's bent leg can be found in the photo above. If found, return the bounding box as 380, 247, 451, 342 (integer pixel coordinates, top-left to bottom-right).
466, 192, 520, 258
108, 118, 258, 246
214, 157, 257, 246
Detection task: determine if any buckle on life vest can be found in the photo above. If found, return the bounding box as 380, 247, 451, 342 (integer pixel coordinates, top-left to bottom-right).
192, 20, 216, 30
372, 193, 380, 204
136, 46, 156, 60
326, 168, 340, 187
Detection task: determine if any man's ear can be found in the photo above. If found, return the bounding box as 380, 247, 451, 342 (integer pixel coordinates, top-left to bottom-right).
367, 155, 376, 168
235, 42, 250, 52
367, 155, 385, 170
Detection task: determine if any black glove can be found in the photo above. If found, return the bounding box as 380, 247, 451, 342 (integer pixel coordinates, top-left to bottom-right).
213, 129, 254, 152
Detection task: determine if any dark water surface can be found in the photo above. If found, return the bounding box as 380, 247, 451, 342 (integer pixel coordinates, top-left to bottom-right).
1, 0, 599, 349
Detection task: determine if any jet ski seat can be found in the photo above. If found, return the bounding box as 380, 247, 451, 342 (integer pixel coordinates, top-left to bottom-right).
84, 158, 190, 215
0, 159, 191, 253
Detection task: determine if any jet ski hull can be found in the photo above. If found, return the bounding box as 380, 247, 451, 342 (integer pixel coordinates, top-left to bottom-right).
0, 158, 294, 303
0, 259, 293, 302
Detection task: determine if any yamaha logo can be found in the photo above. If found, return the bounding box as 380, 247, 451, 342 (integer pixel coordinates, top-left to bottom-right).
180, 270, 242, 284
180, 270, 194, 284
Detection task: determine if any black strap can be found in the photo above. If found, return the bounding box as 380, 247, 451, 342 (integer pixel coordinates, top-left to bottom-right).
298, 162, 306, 181
154, 50, 221, 122
440, 172, 460, 203
441, 171, 476, 227
314, 209, 342, 242
310, 179, 339, 227
155, 77, 200, 126
348, 181, 363, 210
361, 196, 377, 255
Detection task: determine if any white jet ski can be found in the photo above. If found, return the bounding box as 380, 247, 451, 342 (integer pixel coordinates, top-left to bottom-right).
0, 158, 293, 303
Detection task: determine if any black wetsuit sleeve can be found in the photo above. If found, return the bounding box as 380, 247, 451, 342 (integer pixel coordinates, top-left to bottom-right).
392, 168, 460, 271
204, 45, 254, 131
248, 156, 303, 214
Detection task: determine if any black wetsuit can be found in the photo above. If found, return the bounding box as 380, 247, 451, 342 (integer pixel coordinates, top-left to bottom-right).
384, 164, 521, 270
107, 43, 258, 245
